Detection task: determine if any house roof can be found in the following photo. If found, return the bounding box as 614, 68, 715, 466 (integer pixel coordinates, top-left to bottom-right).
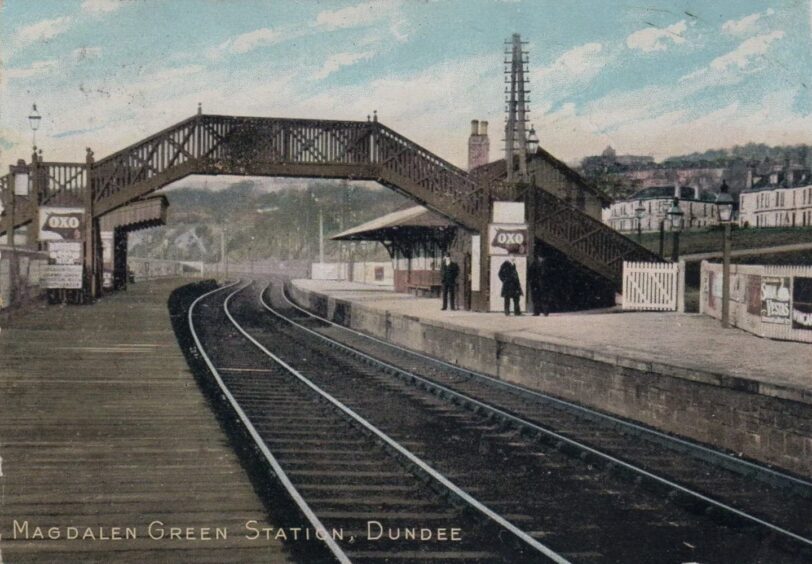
331, 205, 454, 241
470, 149, 612, 205
741, 169, 812, 193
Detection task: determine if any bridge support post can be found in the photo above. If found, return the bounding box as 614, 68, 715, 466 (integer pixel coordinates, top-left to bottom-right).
6, 164, 19, 305
83, 148, 102, 301
29, 149, 41, 248
525, 177, 538, 313
472, 224, 491, 312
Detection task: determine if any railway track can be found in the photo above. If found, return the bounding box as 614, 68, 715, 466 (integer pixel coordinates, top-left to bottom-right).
274, 281, 812, 540
189, 282, 562, 563
189, 279, 812, 562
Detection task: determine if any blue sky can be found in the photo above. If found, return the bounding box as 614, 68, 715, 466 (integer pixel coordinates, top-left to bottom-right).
1, 0, 810, 169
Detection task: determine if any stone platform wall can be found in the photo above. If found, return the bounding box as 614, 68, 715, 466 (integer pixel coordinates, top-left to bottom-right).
289, 281, 812, 478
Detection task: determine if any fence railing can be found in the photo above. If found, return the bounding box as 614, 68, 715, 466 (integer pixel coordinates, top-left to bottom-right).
623, 261, 684, 312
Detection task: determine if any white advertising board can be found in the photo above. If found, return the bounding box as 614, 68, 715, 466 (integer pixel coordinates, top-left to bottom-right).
492, 201, 525, 224
44, 265, 83, 289
48, 241, 82, 265
471, 234, 481, 292
45, 241, 84, 289
39, 207, 85, 242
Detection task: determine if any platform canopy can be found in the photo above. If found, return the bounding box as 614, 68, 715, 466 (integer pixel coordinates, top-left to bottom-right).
99, 195, 168, 233
331, 205, 455, 242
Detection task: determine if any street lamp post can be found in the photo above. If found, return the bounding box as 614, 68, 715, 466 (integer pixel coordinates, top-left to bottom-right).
28, 104, 41, 149
667, 197, 684, 262
634, 201, 645, 244
716, 185, 735, 329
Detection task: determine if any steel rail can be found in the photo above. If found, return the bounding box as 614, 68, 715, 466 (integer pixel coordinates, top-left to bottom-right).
226, 283, 571, 564
267, 283, 812, 550
281, 284, 812, 495
188, 281, 352, 564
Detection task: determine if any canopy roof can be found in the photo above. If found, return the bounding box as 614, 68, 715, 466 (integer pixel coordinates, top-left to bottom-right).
331, 205, 453, 241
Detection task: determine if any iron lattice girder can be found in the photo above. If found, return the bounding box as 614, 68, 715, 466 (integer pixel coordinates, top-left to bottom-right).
1, 112, 657, 292
85, 114, 485, 230
532, 188, 661, 287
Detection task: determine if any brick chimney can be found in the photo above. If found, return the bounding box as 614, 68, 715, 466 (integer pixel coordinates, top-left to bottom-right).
468, 119, 490, 171
784, 157, 795, 187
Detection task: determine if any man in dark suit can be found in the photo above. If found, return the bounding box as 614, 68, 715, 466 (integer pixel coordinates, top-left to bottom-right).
499, 258, 523, 315
440, 254, 459, 310
528, 256, 549, 316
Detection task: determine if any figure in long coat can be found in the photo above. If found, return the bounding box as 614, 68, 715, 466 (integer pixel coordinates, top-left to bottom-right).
528, 257, 550, 316
498, 259, 522, 316
440, 254, 459, 311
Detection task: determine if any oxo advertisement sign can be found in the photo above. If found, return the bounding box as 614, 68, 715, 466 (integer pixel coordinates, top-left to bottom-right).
38, 207, 85, 242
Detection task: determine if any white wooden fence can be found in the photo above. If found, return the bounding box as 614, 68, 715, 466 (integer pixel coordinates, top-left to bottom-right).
622, 261, 684, 312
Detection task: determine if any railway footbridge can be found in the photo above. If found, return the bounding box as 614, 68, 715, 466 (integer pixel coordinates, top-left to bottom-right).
0, 110, 659, 309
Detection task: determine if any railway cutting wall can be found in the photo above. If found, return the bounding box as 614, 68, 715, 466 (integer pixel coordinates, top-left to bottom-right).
288, 281, 812, 479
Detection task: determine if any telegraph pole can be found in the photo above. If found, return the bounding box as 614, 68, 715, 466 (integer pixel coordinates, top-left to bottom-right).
504, 33, 530, 183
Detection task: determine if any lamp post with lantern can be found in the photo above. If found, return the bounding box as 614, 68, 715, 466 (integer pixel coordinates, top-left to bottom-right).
715, 182, 735, 328
28, 104, 41, 149
527, 125, 539, 154
666, 197, 684, 262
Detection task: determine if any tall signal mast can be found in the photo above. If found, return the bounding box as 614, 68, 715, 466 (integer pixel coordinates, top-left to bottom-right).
504, 33, 530, 183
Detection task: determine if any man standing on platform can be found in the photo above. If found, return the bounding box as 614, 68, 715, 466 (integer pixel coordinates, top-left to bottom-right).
440, 254, 459, 311
499, 258, 523, 315
528, 256, 549, 316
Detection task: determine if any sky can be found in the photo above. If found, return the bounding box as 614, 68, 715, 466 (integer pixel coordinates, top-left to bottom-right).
1, 0, 811, 172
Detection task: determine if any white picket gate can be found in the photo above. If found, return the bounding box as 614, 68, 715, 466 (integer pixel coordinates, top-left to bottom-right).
622, 261, 684, 312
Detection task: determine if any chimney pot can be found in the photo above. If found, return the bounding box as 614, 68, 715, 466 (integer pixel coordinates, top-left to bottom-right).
471, 120, 479, 135
480, 121, 488, 136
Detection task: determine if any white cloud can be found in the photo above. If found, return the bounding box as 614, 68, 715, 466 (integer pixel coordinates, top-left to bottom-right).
313, 51, 374, 80
315, 0, 397, 31
722, 9, 774, 36
533, 43, 608, 97
73, 46, 102, 61
209, 26, 308, 59
3, 60, 59, 80
315, 0, 409, 43
11, 16, 73, 53
81, 0, 123, 13
710, 31, 785, 71
626, 20, 687, 52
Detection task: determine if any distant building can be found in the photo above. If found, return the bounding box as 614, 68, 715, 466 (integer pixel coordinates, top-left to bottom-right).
739, 162, 812, 228
602, 185, 719, 233
580, 145, 654, 176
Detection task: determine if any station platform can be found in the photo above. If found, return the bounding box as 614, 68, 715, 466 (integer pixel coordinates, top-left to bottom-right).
0, 279, 289, 562
289, 279, 812, 478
